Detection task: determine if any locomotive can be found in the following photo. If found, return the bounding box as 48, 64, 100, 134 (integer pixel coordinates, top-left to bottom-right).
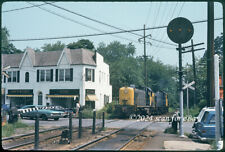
115, 86, 168, 118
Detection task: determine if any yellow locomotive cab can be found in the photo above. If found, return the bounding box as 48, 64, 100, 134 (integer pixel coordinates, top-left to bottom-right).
165, 94, 168, 107
150, 92, 155, 107
119, 87, 134, 105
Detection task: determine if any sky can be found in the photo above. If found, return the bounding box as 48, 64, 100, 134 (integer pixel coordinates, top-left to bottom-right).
1, 1, 223, 67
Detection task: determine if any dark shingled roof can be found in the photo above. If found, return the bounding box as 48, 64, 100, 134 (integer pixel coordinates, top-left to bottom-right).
2, 53, 24, 68
70, 49, 96, 65
34, 50, 62, 66
1, 48, 96, 68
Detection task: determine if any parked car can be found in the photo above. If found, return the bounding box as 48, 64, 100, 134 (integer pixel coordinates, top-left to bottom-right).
19, 105, 64, 121
49, 106, 74, 118
192, 107, 224, 140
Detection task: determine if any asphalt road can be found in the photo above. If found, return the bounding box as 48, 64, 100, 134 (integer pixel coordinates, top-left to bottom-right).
20, 118, 194, 134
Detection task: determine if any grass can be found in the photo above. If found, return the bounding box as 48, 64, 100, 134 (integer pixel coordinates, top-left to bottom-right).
183, 107, 200, 117
2, 120, 34, 137
81, 101, 117, 119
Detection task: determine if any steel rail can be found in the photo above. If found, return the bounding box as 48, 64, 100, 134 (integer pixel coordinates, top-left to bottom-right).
2, 126, 67, 141
72, 121, 152, 150
3, 119, 119, 150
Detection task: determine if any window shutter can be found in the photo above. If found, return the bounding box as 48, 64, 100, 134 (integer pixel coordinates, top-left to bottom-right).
55, 69, 58, 82
51, 69, 53, 82
70, 68, 73, 81
17, 71, 20, 82
85, 68, 88, 81
92, 69, 95, 82
37, 70, 39, 82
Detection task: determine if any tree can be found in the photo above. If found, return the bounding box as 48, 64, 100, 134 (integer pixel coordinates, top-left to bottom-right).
41, 41, 65, 52
96, 41, 177, 105
1, 27, 22, 54
214, 33, 223, 56
97, 41, 135, 62
67, 39, 94, 50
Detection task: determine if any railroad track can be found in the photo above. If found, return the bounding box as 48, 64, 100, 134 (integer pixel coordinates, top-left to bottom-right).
73, 121, 152, 151
2, 119, 118, 150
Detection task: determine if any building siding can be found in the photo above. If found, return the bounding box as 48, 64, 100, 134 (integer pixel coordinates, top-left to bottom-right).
2, 48, 112, 110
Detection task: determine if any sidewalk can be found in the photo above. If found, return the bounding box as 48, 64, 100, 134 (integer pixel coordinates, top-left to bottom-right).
142, 131, 211, 150
164, 140, 211, 150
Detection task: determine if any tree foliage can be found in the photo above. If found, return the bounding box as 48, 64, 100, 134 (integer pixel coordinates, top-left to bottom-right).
214, 33, 223, 56
97, 41, 178, 107
67, 39, 94, 50
41, 41, 66, 52
1, 27, 22, 54
183, 33, 223, 108
97, 41, 135, 62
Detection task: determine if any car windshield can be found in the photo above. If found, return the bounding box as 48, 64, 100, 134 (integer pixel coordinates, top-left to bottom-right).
201, 111, 209, 123
197, 108, 206, 121
209, 115, 215, 124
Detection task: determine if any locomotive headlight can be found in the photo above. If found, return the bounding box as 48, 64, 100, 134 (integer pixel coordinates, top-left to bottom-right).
124, 89, 128, 94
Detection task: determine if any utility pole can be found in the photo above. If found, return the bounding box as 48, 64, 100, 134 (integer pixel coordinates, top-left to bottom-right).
138, 25, 151, 106
191, 40, 197, 108
143, 24, 148, 106
180, 41, 204, 107
207, 1, 215, 107
186, 79, 189, 116
178, 43, 184, 137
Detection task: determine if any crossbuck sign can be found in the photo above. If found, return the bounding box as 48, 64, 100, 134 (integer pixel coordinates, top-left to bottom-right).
182, 81, 195, 90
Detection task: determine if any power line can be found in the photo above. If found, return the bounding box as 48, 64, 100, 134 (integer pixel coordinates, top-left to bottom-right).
177, 2, 185, 17
9, 17, 223, 42
151, 2, 162, 37
143, 17, 222, 39
152, 2, 184, 55
27, 2, 139, 44
145, 2, 153, 25
2, 2, 55, 13
45, 2, 141, 38
149, 3, 174, 56
45, 2, 175, 46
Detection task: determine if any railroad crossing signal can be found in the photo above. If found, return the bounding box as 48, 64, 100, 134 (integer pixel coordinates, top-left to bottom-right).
167, 17, 194, 44
182, 81, 195, 90
167, 17, 194, 137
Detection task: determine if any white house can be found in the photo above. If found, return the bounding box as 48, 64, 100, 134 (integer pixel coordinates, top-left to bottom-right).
1, 48, 112, 110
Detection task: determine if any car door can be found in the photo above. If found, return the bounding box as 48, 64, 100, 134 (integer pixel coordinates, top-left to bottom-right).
21, 105, 35, 117
205, 114, 215, 138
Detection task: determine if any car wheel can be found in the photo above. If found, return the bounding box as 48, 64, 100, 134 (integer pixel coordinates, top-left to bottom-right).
41, 115, 48, 121
54, 118, 59, 121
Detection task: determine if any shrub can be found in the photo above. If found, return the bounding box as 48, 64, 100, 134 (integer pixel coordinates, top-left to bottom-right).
81, 108, 94, 118
2, 120, 31, 137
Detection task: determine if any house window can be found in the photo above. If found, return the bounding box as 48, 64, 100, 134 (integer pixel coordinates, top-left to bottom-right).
40, 70, 45, 82
25, 72, 29, 82
7, 71, 19, 83
37, 69, 53, 82
59, 69, 64, 81
56, 68, 73, 82
8, 71, 12, 82
46, 70, 51, 81
85, 68, 95, 82
65, 69, 70, 81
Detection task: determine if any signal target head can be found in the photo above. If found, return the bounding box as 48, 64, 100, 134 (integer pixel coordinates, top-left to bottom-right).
167, 17, 194, 44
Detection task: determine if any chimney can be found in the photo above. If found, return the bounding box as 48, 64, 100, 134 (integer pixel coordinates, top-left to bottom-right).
93, 50, 97, 63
